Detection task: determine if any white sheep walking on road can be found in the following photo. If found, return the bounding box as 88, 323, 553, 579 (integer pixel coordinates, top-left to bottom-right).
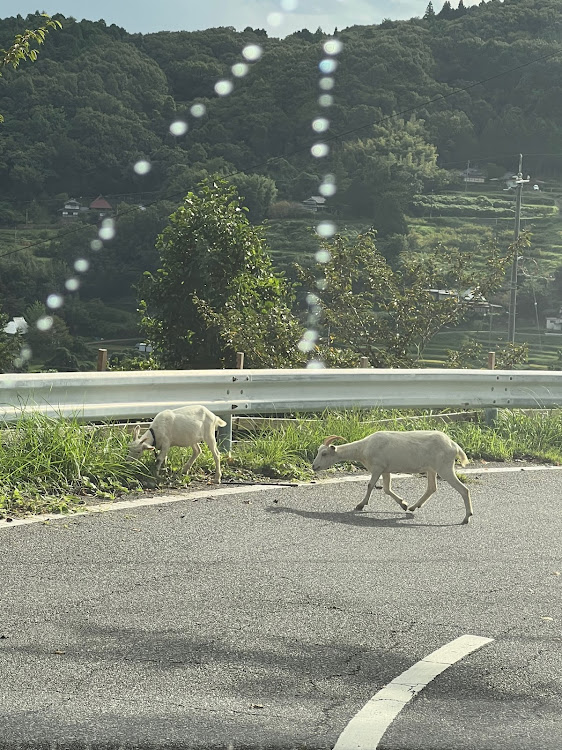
312, 430, 472, 524
127, 405, 227, 483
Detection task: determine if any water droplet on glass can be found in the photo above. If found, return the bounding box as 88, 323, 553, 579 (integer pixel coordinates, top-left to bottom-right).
315, 249, 331, 263
20, 345, 31, 361
133, 159, 151, 176
311, 143, 329, 158
169, 120, 188, 136
281, 0, 298, 10
312, 117, 329, 133
319, 77, 334, 91
306, 293, 319, 306
90, 239, 103, 251
316, 221, 336, 238
324, 38, 343, 55
98, 218, 115, 241
319, 174, 337, 197
298, 339, 315, 353
190, 103, 206, 118
47, 294, 63, 309
307, 359, 326, 369
242, 44, 262, 62
215, 80, 233, 97
319, 59, 338, 74
267, 12, 283, 27
65, 278, 80, 292
318, 94, 334, 108
74, 258, 90, 273
37, 316, 53, 332
232, 62, 249, 77
316, 278, 328, 290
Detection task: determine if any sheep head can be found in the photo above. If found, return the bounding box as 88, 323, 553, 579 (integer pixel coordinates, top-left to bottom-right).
312, 435, 346, 471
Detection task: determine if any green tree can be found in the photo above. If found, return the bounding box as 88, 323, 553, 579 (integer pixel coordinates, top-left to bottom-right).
138, 177, 303, 368
0, 14, 62, 123
424, 2, 436, 20
296, 231, 512, 367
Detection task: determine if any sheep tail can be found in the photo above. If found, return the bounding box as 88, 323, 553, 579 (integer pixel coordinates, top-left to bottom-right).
456, 445, 469, 467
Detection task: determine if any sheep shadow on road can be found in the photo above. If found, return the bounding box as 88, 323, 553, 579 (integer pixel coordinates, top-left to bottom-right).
265, 503, 459, 528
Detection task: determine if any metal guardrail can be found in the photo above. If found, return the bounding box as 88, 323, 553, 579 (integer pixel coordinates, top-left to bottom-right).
1, 368, 561, 422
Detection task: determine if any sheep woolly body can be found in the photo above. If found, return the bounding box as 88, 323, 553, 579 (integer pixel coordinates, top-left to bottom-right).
312, 430, 473, 524
127, 405, 227, 483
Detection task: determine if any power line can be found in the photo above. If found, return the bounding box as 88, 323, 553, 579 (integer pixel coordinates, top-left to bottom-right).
1, 44, 561, 261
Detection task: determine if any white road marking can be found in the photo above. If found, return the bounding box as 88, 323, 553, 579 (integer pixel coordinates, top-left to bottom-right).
332, 634, 494, 750
0, 483, 284, 530
1, 464, 560, 531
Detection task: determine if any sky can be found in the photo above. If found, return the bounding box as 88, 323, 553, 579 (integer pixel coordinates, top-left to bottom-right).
5, 1, 482, 37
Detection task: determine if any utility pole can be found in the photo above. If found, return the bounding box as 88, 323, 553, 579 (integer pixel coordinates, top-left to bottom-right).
507, 154, 527, 344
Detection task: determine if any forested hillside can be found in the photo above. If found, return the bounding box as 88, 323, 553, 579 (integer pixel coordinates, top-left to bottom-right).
1, 0, 562, 370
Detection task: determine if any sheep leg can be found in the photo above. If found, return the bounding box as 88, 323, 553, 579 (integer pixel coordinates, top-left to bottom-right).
382, 472, 409, 511
182, 443, 202, 475
155, 447, 169, 475
440, 466, 473, 524
208, 442, 222, 484
407, 470, 437, 513
355, 471, 381, 511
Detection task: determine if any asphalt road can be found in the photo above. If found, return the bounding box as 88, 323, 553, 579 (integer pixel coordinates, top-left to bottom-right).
0, 466, 560, 749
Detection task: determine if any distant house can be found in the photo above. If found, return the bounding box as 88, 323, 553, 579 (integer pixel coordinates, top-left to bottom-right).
546, 309, 562, 331
89, 195, 113, 219
302, 195, 326, 212
135, 342, 153, 353
427, 288, 501, 314
2, 316, 29, 335
460, 167, 486, 184
60, 198, 81, 219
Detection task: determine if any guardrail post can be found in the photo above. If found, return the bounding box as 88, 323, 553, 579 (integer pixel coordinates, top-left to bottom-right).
97, 349, 108, 371
485, 351, 498, 426
218, 414, 233, 454
236, 351, 244, 369
359, 356, 370, 368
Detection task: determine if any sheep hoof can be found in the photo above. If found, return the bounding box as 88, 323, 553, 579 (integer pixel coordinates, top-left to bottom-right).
407, 505, 416, 513
354, 504, 365, 511
400, 502, 408, 511
462, 516, 473, 525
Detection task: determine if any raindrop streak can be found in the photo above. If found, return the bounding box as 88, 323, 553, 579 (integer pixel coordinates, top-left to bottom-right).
74, 258, 89, 273
133, 160, 151, 175
232, 62, 249, 77
215, 80, 234, 97
37, 316, 53, 332
46, 294, 63, 309
306, 36, 343, 369
319, 59, 338, 74
98, 218, 115, 241
324, 38, 343, 55
267, 12, 283, 27
312, 117, 329, 133
311, 143, 329, 158
242, 44, 263, 62
169, 120, 188, 136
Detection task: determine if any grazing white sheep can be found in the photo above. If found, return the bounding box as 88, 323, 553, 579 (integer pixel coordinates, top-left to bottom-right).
127, 405, 227, 483
312, 430, 472, 524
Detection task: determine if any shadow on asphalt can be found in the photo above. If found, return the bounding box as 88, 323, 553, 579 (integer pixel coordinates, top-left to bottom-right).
265, 504, 459, 528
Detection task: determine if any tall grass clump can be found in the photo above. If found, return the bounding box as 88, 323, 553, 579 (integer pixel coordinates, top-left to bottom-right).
0, 412, 150, 517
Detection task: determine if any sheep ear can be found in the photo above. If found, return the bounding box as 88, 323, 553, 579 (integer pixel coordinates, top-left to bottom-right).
132, 423, 141, 440
323, 435, 345, 446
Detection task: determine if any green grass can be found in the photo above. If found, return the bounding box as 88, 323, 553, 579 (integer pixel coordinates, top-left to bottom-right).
2, 407, 561, 518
